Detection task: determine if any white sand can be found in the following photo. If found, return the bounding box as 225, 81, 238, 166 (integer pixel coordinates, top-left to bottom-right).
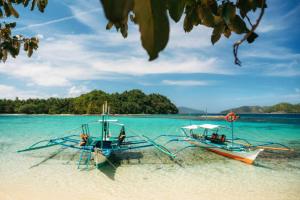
1, 149, 300, 200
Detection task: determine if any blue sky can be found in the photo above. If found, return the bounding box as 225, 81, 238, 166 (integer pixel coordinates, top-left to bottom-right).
0, 0, 299, 112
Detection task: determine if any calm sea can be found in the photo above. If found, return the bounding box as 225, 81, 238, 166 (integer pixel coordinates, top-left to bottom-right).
0, 114, 300, 167
1, 114, 300, 200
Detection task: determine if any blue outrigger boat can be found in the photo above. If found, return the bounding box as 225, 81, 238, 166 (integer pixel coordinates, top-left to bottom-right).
17, 102, 185, 169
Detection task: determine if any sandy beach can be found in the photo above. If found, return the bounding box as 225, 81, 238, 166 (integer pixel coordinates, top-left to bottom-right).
1, 147, 300, 200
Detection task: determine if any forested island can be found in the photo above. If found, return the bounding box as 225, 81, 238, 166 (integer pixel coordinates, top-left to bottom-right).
221, 103, 300, 114
0, 89, 178, 114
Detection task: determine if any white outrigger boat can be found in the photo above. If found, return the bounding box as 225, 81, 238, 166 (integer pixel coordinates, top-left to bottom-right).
181, 124, 263, 164
179, 112, 292, 164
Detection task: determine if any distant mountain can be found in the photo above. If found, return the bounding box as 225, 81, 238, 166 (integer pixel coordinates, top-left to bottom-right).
178, 106, 205, 114
221, 103, 300, 114
221, 106, 264, 114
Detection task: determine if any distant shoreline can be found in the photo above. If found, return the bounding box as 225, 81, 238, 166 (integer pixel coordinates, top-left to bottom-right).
1, 113, 299, 117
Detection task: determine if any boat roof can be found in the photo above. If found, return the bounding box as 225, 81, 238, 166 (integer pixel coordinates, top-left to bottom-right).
98, 119, 124, 126
182, 124, 226, 130
98, 119, 118, 122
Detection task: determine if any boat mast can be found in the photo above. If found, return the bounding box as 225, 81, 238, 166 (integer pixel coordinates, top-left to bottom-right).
101, 103, 104, 149
231, 121, 234, 147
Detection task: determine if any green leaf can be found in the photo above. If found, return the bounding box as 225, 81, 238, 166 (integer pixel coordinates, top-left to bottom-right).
133, 0, 170, 61
23, 0, 30, 7
31, 0, 37, 11
183, 15, 193, 32
106, 21, 114, 30
28, 46, 33, 57
24, 41, 29, 51
197, 5, 215, 27
2, 50, 8, 62
222, 2, 236, 24
209, 0, 218, 15
223, 26, 231, 38
256, 0, 267, 8
8, 3, 19, 18
37, 0, 48, 13
211, 22, 225, 45
168, 0, 186, 22
120, 22, 128, 38
246, 31, 258, 43
6, 22, 17, 28
3, 2, 12, 17
237, 0, 252, 18
0, 8, 3, 18
101, 0, 133, 23
11, 22, 17, 28
101, 0, 133, 38
229, 15, 248, 34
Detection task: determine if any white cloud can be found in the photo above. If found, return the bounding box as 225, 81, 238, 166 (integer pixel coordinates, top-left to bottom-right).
0, 84, 43, 99
264, 61, 300, 77
68, 85, 89, 97
162, 80, 212, 86
0, 32, 233, 88
168, 20, 212, 49
0, 0, 298, 97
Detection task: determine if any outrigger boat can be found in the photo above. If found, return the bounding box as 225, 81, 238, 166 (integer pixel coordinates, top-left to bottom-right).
181, 124, 264, 164
17, 102, 180, 169
179, 112, 292, 164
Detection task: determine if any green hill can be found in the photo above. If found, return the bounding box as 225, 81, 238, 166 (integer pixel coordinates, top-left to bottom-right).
221, 103, 300, 114
0, 89, 178, 114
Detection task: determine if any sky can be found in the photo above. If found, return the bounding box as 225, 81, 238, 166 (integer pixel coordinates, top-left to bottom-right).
0, 0, 299, 112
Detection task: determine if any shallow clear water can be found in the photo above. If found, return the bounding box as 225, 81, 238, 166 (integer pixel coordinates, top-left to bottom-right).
0, 114, 300, 200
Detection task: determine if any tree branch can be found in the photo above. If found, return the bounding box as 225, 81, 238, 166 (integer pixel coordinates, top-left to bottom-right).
245, 15, 253, 27
233, 0, 266, 66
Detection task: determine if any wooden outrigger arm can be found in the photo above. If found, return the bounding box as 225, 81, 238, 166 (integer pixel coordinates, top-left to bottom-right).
17, 135, 83, 153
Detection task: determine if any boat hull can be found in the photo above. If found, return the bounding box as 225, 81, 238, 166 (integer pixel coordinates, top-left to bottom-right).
189, 140, 263, 164
207, 147, 263, 164
93, 148, 110, 167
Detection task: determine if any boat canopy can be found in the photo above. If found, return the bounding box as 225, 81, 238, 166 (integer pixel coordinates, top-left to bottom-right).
98, 119, 118, 122
182, 124, 226, 130
98, 119, 124, 126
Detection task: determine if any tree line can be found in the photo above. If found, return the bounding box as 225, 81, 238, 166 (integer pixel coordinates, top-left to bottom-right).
0, 89, 178, 114
221, 103, 300, 114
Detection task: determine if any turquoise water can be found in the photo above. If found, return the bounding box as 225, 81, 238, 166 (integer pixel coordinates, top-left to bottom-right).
1, 114, 300, 200
1, 114, 300, 166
